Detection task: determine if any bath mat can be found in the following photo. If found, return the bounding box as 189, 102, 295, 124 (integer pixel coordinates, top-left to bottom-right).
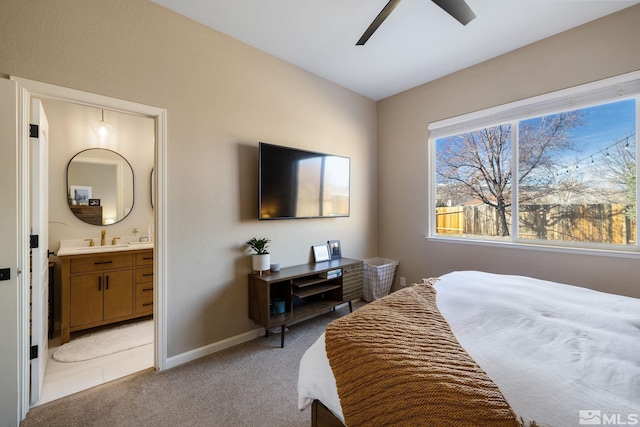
53, 320, 153, 362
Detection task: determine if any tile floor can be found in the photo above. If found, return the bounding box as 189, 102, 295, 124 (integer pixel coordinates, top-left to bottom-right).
34, 336, 154, 406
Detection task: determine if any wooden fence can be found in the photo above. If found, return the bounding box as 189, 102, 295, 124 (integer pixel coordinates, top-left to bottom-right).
436, 203, 636, 245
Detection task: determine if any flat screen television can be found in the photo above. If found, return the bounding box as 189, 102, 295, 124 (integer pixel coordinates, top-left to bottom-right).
259, 142, 350, 220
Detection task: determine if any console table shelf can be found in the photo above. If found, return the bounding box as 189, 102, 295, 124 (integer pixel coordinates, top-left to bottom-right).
248, 258, 363, 347
294, 277, 331, 288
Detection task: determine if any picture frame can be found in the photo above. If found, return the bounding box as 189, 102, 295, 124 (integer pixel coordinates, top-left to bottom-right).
70, 185, 92, 205
312, 244, 331, 263
88, 198, 101, 206
328, 240, 341, 259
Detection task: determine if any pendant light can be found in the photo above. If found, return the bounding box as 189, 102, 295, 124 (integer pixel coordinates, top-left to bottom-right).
92, 109, 113, 145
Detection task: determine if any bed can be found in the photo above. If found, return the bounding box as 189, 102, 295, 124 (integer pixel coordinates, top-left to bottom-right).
298, 270, 640, 426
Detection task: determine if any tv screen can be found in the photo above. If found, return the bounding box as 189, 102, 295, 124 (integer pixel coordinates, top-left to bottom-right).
259, 142, 350, 220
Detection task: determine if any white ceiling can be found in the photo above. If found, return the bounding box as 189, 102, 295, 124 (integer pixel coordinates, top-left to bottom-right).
151, 0, 639, 101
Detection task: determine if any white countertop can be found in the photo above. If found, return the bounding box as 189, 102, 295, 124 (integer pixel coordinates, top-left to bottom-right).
57, 238, 154, 256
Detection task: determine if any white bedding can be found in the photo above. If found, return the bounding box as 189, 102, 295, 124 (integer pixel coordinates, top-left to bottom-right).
298, 270, 640, 426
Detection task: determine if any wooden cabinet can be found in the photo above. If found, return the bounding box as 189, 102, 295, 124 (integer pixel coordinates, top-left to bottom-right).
342, 261, 364, 302
60, 248, 153, 344
69, 269, 133, 327
134, 251, 154, 316
248, 258, 363, 347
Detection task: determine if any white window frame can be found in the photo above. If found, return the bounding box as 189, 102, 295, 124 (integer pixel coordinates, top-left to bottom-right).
427, 71, 640, 258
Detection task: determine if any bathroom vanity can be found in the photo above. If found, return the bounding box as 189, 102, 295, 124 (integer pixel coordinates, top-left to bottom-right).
58, 244, 154, 344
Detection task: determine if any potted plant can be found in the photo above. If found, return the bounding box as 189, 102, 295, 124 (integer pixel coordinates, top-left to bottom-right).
246, 237, 271, 273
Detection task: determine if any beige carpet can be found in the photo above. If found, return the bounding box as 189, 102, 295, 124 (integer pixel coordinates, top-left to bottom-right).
21, 303, 361, 427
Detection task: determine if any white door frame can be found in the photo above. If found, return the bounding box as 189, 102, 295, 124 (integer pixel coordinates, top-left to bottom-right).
30, 99, 50, 404
11, 76, 167, 419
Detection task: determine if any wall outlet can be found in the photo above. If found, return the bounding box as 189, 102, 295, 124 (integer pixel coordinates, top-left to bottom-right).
400, 277, 406, 287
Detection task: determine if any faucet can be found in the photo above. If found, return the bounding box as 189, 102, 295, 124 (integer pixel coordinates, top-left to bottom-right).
84, 238, 94, 247
101, 229, 106, 246
111, 237, 121, 245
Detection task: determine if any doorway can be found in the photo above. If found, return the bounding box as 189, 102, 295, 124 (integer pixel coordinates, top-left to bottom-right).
35, 98, 154, 405
11, 76, 167, 415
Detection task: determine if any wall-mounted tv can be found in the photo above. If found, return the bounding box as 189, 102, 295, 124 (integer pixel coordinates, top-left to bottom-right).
259, 142, 350, 220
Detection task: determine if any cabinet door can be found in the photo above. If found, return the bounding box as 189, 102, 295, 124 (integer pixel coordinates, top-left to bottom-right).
70, 273, 104, 327
342, 262, 364, 302
103, 270, 134, 320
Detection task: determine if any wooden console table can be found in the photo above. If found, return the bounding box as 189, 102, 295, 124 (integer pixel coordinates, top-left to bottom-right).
248, 258, 363, 347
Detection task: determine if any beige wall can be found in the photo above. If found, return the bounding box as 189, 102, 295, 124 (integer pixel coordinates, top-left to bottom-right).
0, 0, 377, 357
44, 99, 154, 241
377, 6, 640, 298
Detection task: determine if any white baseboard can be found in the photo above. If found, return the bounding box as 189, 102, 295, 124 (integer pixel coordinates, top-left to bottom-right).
165, 327, 264, 369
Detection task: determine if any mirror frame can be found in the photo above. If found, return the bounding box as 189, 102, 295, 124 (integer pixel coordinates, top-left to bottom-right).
66, 148, 135, 225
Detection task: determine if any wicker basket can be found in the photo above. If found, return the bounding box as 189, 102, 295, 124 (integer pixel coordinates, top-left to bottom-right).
363, 258, 399, 302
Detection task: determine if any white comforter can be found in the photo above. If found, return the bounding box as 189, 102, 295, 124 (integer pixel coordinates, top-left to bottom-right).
298, 271, 640, 426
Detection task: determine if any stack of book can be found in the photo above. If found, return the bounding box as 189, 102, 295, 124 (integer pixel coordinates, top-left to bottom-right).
320, 269, 342, 279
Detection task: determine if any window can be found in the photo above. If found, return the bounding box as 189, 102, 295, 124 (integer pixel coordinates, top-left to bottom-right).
429, 72, 640, 252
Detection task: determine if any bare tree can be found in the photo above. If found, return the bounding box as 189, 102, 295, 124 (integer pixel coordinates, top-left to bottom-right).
600, 134, 636, 217
436, 112, 583, 236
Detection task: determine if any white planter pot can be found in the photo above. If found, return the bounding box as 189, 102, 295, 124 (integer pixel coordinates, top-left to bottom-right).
252, 254, 270, 272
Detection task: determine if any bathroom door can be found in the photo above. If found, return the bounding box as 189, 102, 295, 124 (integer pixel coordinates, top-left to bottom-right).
30, 98, 49, 404
0, 78, 21, 424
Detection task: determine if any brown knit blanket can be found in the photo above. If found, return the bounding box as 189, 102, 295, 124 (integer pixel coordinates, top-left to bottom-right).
325, 284, 520, 427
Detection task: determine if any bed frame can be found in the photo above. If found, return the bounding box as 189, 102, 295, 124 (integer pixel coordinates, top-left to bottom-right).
311, 400, 345, 427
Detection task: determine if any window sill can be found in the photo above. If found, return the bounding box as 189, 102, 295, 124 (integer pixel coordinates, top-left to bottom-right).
426, 235, 640, 259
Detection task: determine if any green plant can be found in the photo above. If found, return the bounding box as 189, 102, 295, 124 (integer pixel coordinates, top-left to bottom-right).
246, 237, 270, 255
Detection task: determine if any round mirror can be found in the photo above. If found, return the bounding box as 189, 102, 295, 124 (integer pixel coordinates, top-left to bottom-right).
67, 148, 134, 225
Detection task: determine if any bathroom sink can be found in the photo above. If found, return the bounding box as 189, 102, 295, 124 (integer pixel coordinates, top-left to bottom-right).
57, 242, 154, 256
77, 244, 130, 251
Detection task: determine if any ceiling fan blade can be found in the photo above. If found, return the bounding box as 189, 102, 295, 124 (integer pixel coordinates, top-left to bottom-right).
356, 0, 403, 46
431, 0, 476, 25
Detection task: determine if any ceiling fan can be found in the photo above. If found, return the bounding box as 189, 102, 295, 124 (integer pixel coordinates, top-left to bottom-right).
356, 0, 476, 45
